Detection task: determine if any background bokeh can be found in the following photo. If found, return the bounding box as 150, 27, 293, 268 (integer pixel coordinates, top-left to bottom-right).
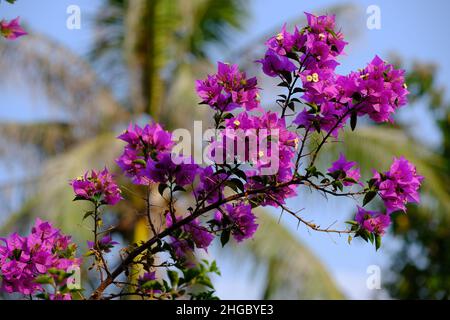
0, 0, 449, 299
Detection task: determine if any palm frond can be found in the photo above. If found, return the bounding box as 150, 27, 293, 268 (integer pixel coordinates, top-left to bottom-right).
0, 133, 123, 238
0, 121, 75, 156
0, 32, 126, 133
229, 210, 344, 299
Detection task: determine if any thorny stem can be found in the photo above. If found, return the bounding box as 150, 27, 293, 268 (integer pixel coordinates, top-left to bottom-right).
268, 194, 351, 235
92, 203, 111, 281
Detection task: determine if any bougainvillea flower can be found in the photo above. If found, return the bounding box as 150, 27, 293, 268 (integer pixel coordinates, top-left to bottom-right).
355, 207, 391, 235
328, 153, 361, 186
196, 62, 260, 112
0, 17, 27, 40
258, 49, 297, 77
0, 219, 80, 297
146, 153, 198, 186
70, 168, 122, 205
87, 235, 118, 253
221, 203, 258, 242
373, 157, 423, 214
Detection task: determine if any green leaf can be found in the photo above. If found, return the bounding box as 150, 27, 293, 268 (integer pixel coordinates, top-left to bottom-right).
375, 234, 382, 251
351, 92, 362, 104
82, 211, 94, 221
36, 293, 49, 300
283, 71, 292, 84
209, 260, 221, 276
34, 275, 53, 285
345, 220, 359, 226
306, 166, 317, 175
220, 229, 231, 247
360, 229, 370, 242
368, 232, 374, 244
350, 110, 357, 131
158, 183, 168, 196
333, 180, 344, 192
132, 159, 147, 166
343, 177, 357, 184
12, 248, 22, 260
363, 191, 377, 206
326, 27, 338, 39
73, 195, 87, 202
222, 113, 234, 120
234, 169, 247, 182
367, 178, 377, 188
183, 268, 200, 283
226, 178, 245, 193
293, 87, 305, 94
287, 101, 295, 111
173, 185, 186, 193
168, 270, 179, 287
198, 277, 214, 289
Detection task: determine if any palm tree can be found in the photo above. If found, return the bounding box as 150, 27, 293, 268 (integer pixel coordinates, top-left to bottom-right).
0, 0, 350, 299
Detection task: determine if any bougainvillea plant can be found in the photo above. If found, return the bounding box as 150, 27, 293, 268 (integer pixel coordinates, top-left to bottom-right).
0, 12, 423, 300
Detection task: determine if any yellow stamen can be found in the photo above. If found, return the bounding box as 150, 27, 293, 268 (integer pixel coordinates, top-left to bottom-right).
276, 33, 284, 41
258, 151, 264, 158
233, 120, 241, 127
306, 75, 313, 82
312, 73, 319, 82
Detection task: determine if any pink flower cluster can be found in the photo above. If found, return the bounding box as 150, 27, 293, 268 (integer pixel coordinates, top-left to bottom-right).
219, 111, 298, 179
215, 203, 258, 242
0, 219, 80, 297
341, 55, 409, 122
254, 13, 418, 242
111, 121, 263, 258
196, 62, 260, 112
146, 153, 199, 187
256, 13, 408, 138
373, 157, 424, 214
165, 214, 214, 261
194, 166, 228, 204
354, 157, 423, 236
327, 153, 361, 186
116, 123, 173, 184
355, 207, 391, 236
70, 167, 122, 205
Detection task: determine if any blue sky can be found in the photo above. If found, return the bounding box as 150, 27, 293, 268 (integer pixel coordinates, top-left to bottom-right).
1, 0, 449, 299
